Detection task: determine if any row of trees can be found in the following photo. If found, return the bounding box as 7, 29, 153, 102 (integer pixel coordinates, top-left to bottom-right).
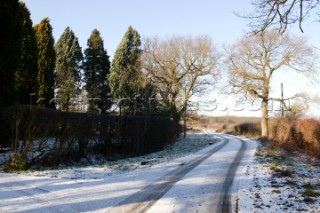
0, 0, 55, 109
0, 0, 220, 124
16, 3, 112, 113
1, 0, 318, 138
0, 0, 141, 115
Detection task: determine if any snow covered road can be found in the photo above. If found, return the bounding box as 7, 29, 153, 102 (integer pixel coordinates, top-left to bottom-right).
144, 134, 255, 213
0, 132, 257, 213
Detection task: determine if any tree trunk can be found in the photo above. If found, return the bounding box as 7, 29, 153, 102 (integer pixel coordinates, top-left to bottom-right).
170, 105, 181, 124
261, 99, 269, 138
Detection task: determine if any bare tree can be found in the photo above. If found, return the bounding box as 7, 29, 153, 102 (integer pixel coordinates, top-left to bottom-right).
143, 35, 220, 123
226, 30, 317, 137
243, 0, 319, 33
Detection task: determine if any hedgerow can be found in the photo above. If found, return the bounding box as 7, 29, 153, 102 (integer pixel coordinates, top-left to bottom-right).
1, 105, 180, 168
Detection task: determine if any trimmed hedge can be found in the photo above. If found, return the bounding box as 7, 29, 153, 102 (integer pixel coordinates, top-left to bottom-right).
1, 105, 180, 167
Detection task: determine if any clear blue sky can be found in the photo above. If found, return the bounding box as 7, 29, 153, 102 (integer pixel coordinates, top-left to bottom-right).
22, 0, 320, 117
22, 0, 252, 57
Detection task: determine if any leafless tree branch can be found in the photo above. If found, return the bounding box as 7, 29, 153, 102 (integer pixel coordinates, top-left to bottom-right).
238, 0, 319, 34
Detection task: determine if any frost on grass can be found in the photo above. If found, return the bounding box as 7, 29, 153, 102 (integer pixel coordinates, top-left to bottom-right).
11, 133, 218, 179
105, 133, 217, 172
238, 145, 320, 213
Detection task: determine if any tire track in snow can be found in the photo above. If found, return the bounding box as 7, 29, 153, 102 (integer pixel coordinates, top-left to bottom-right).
0, 181, 77, 213
218, 136, 247, 213
105, 138, 229, 213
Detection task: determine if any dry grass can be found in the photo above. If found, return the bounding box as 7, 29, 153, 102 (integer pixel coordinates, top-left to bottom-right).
303, 184, 320, 198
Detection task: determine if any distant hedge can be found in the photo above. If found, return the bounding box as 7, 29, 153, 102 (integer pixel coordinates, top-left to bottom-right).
1, 105, 180, 167
233, 122, 261, 137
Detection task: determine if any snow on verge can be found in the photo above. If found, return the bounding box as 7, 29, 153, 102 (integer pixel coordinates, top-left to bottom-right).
0, 132, 223, 213
236, 142, 320, 213
1, 132, 219, 180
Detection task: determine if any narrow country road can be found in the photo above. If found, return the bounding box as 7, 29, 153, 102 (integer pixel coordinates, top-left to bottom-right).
106, 133, 251, 213
0, 132, 257, 213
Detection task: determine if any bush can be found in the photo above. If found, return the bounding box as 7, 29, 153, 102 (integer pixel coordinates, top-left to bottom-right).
4, 155, 26, 172
296, 119, 320, 149
1, 105, 180, 167
269, 118, 292, 143
233, 122, 261, 137
269, 117, 320, 158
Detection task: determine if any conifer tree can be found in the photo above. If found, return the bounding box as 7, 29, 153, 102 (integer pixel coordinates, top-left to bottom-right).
55, 27, 83, 112
34, 18, 56, 108
16, 2, 38, 105
0, 0, 22, 108
83, 29, 111, 114
109, 26, 144, 115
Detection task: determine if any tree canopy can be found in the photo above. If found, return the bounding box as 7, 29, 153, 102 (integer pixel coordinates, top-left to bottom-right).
83, 29, 111, 114
244, 0, 320, 33
15, 2, 38, 105
34, 17, 56, 108
109, 26, 144, 115
143, 35, 220, 122
226, 30, 317, 137
55, 27, 83, 112
0, 0, 22, 108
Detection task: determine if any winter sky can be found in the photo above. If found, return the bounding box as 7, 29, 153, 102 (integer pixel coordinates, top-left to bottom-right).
22, 0, 320, 118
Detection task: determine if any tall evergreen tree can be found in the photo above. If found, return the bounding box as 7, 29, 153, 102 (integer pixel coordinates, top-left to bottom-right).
55, 27, 83, 112
0, 0, 22, 108
109, 26, 144, 115
16, 2, 38, 105
83, 29, 111, 114
34, 17, 56, 108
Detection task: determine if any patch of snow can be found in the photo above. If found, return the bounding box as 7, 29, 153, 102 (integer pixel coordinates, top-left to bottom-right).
236, 144, 320, 213
0, 132, 218, 180
147, 133, 251, 213
3, 131, 318, 212
0, 132, 222, 213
